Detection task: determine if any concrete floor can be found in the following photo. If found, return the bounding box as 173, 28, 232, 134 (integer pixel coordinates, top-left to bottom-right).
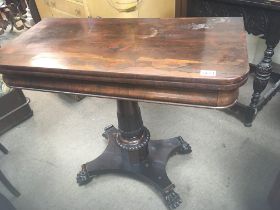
0, 31, 280, 210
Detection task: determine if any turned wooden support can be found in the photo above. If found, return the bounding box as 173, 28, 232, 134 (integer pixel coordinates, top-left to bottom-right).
245, 40, 279, 127
77, 100, 192, 209
117, 100, 144, 139
116, 100, 150, 162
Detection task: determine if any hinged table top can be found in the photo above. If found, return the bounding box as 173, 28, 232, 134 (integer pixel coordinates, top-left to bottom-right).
0, 18, 249, 107
0, 18, 248, 86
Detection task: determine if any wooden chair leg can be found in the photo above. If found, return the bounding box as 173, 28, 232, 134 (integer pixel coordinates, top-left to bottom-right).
0, 143, 8, 154
0, 170, 20, 197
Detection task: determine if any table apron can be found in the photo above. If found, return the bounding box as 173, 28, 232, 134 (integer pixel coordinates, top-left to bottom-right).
3, 74, 239, 108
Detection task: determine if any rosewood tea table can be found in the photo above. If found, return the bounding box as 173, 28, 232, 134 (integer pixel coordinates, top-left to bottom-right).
0, 18, 249, 209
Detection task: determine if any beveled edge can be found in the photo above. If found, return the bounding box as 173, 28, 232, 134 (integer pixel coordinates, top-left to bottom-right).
0, 17, 250, 88
3, 74, 239, 108
0, 67, 249, 91
6, 84, 238, 109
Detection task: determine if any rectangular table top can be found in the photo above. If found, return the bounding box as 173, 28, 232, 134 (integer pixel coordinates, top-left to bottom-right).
0, 17, 249, 108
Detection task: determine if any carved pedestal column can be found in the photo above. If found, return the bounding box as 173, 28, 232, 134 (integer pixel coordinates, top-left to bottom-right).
76, 100, 192, 209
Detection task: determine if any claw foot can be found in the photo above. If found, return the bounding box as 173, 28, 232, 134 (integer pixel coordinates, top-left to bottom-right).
177, 136, 192, 154
76, 165, 92, 185
102, 125, 116, 139
102, 132, 109, 139
163, 187, 182, 209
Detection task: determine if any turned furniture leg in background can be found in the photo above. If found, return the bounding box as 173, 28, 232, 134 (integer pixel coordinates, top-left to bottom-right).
245, 40, 279, 127
77, 100, 192, 209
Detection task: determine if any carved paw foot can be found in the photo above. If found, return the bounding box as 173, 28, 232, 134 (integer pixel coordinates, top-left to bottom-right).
102, 125, 116, 139
163, 188, 182, 209
177, 136, 192, 154
76, 165, 92, 185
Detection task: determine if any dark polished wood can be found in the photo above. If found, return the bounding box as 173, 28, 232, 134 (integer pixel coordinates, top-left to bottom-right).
77, 101, 192, 209
0, 18, 249, 107
3, 74, 241, 107
0, 18, 249, 209
184, 0, 280, 126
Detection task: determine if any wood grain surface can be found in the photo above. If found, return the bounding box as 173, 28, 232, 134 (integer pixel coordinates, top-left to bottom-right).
0, 18, 249, 107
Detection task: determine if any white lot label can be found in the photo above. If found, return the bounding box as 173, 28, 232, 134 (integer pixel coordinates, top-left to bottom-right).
200, 70, 217, 77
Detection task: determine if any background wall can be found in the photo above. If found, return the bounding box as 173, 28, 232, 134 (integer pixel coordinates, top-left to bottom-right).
35, 0, 175, 18
86, 0, 175, 18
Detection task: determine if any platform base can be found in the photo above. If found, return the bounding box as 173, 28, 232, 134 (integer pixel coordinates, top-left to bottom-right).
77, 125, 191, 209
